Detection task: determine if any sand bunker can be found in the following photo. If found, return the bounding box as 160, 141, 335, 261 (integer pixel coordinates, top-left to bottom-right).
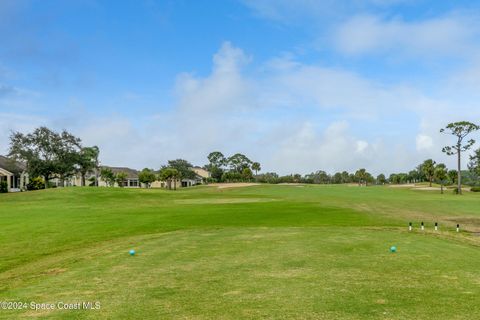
174, 198, 274, 204
208, 182, 260, 189
209, 183, 260, 189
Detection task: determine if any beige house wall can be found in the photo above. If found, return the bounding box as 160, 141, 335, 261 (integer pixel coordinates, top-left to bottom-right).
0, 167, 29, 191
0, 167, 13, 190
151, 179, 181, 189
192, 167, 210, 179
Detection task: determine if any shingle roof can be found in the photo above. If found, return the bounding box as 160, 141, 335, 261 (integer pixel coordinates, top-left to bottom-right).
0, 155, 26, 174
101, 166, 139, 179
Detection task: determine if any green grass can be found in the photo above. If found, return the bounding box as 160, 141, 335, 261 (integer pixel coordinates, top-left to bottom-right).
0, 185, 480, 319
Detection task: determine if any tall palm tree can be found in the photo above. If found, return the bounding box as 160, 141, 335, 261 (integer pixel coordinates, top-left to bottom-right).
251, 162, 261, 176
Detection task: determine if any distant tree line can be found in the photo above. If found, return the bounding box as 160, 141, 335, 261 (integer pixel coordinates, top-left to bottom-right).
7, 121, 480, 193
249, 121, 480, 194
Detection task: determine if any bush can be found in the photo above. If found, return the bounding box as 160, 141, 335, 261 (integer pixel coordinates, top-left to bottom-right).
0, 181, 8, 193
452, 187, 459, 194
27, 177, 45, 190
471, 187, 480, 192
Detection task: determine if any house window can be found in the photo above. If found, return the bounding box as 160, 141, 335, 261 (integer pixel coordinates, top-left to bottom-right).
129, 179, 139, 187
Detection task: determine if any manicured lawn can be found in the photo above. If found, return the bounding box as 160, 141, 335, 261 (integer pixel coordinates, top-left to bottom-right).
0, 185, 479, 319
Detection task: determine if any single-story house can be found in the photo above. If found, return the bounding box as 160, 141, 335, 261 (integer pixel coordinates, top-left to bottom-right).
96, 166, 140, 188
0, 155, 29, 192
150, 167, 211, 189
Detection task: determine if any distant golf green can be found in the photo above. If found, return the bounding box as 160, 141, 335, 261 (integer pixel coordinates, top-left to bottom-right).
1, 185, 480, 319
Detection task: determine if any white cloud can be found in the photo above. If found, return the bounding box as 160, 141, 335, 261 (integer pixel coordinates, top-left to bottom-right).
241, 0, 413, 23
175, 42, 252, 114
416, 134, 433, 151
334, 13, 479, 58
356, 140, 369, 153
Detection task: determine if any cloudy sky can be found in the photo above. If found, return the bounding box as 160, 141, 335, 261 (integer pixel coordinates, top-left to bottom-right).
1, 0, 480, 175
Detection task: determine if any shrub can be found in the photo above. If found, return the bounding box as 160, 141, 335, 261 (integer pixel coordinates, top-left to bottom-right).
0, 181, 8, 193
452, 187, 459, 194
471, 187, 480, 192
27, 177, 45, 190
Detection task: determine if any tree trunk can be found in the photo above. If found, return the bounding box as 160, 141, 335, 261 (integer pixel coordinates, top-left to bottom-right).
81, 173, 86, 187
429, 177, 432, 187
457, 149, 462, 195
95, 167, 99, 187
441, 184, 444, 194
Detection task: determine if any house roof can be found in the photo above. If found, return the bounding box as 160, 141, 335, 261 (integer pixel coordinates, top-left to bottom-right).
101, 166, 139, 179
0, 155, 26, 174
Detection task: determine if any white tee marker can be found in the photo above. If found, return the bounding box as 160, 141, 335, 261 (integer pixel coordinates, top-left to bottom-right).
421, 222, 424, 231
434, 222, 438, 231
408, 222, 412, 231
456, 224, 460, 233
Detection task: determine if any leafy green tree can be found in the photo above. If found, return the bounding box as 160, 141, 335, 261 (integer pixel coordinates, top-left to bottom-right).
376, 174, 387, 185
207, 151, 226, 168
305, 170, 331, 184
469, 148, 480, 176
448, 169, 458, 185
78, 146, 99, 187
242, 167, 253, 181
251, 162, 261, 176
434, 163, 448, 194
355, 168, 368, 186
209, 166, 224, 182
138, 168, 157, 188
26, 177, 45, 190
159, 167, 179, 190
206, 152, 226, 182
332, 172, 343, 184
440, 121, 480, 194
293, 174, 302, 183
8, 127, 82, 188
0, 181, 7, 193
421, 159, 436, 187
100, 168, 115, 187
115, 172, 128, 187
256, 172, 279, 184
398, 173, 409, 184
227, 153, 252, 173
408, 170, 420, 183
415, 164, 426, 182
55, 130, 82, 186
341, 171, 351, 183
365, 172, 375, 185
389, 174, 399, 184
167, 159, 196, 179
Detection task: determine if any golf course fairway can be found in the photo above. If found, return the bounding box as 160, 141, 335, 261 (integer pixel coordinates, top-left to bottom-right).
1, 184, 479, 319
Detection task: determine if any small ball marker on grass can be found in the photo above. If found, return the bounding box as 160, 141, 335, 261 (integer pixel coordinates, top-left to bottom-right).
435, 222, 438, 231
408, 222, 412, 231
456, 224, 460, 233
421, 222, 424, 231
390, 246, 397, 253
129, 249, 136, 256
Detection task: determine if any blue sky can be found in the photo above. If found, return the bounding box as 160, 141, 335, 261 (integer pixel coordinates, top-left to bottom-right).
2, 0, 480, 174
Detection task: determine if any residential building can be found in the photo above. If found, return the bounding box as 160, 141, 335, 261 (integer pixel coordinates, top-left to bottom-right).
0, 156, 29, 192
